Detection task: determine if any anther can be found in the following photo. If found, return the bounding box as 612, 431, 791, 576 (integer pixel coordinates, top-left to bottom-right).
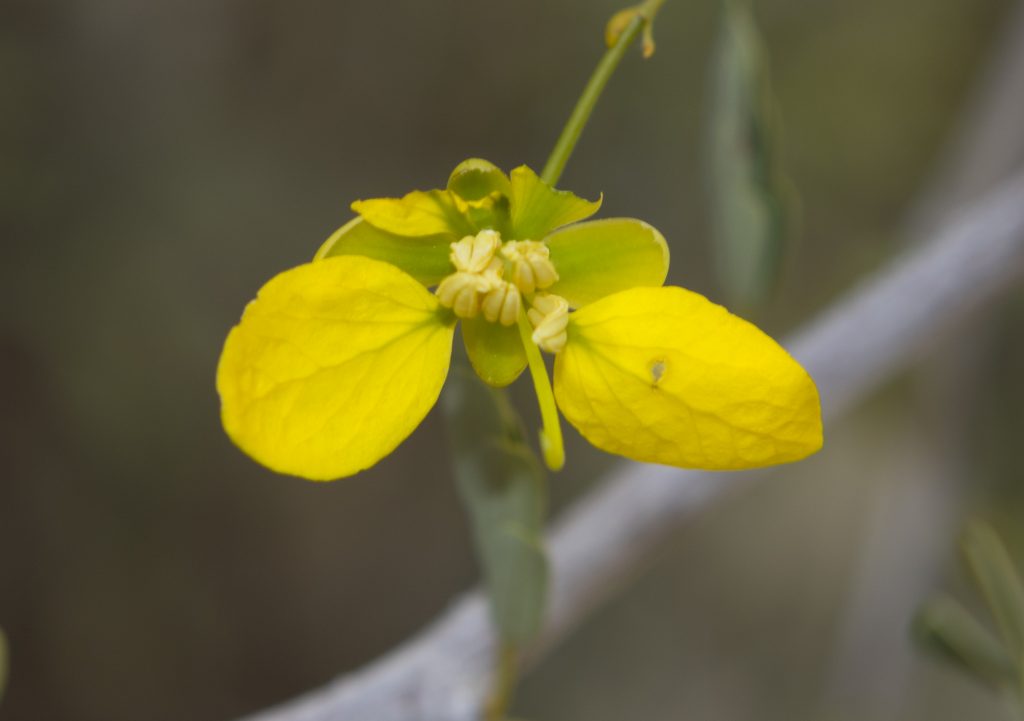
450, 230, 501, 274
437, 230, 507, 320
436, 272, 493, 319
527, 293, 570, 354
502, 240, 559, 295
481, 281, 522, 327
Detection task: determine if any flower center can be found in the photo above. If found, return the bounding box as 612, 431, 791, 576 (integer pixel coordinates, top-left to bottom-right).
501, 240, 559, 295
435, 231, 567, 349
450, 229, 503, 274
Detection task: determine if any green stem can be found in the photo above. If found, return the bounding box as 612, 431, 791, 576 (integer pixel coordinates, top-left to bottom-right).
517, 310, 564, 471
540, 0, 668, 186
484, 642, 520, 721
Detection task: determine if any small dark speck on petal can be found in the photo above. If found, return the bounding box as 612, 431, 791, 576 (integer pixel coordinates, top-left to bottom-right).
650, 359, 666, 385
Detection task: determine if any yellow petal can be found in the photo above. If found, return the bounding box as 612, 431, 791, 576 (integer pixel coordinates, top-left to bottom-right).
217, 256, 455, 480
554, 286, 822, 470
352, 189, 475, 237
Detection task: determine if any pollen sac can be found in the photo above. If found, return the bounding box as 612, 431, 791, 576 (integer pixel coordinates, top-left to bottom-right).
436, 272, 494, 319
450, 229, 502, 274
481, 281, 522, 327
528, 292, 570, 354
503, 240, 559, 295
437, 231, 507, 320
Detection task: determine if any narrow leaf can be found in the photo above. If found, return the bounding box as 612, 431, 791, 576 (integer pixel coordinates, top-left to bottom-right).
962, 521, 1024, 660
707, 0, 796, 309
444, 363, 548, 642
914, 596, 1017, 689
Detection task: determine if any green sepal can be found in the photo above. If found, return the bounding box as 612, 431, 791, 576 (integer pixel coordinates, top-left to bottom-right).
314, 217, 453, 287
707, 0, 796, 310
962, 521, 1024, 659
469, 196, 512, 236
913, 596, 1018, 689
509, 165, 601, 241
461, 317, 528, 388
446, 158, 513, 236
448, 158, 512, 201
352, 189, 476, 238
545, 218, 669, 308
444, 363, 548, 643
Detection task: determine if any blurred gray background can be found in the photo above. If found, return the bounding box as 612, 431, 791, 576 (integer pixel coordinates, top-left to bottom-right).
2, 0, 1023, 719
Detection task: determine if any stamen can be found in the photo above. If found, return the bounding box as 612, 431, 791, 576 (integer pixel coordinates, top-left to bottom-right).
516, 309, 565, 471
437, 231, 506, 319
514, 261, 536, 295
527, 292, 570, 354
481, 281, 522, 327
502, 240, 559, 295
450, 229, 501, 273
436, 272, 493, 319
436, 232, 562, 327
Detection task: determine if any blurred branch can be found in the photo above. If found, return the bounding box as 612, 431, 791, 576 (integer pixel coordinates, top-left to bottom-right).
238, 169, 1024, 721
904, 2, 1024, 238
823, 7, 1024, 714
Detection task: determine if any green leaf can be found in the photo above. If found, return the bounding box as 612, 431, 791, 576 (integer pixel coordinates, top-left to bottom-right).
962, 521, 1024, 660
545, 218, 669, 308
707, 0, 796, 309
444, 364, 548, 642
509, 165, 601, 241
0, 627, 8, 705
315, 217, 454, 287
914, 596, 1018, 689
461, 317, 527, 388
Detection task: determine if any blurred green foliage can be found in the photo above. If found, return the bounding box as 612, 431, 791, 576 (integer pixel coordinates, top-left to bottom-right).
707, 0, 795, 310
916, 521, 1024, 711
446, 365, 548, 644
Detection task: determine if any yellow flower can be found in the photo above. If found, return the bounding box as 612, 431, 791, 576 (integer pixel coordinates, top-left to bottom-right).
217, 159, 822, 480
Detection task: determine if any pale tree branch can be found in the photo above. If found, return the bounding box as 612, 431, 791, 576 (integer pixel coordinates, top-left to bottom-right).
822, 4, 1024, 714
904, 2, 1024, 238
240, 169, 1024, 721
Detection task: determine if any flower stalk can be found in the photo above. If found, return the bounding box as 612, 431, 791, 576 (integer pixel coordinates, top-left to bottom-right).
484, 642, 521, 721
540, 0, 668, 186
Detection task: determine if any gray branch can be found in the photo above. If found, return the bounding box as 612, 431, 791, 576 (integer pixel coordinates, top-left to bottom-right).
241, 170, 1024, 721
821, 5, 1024, 714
